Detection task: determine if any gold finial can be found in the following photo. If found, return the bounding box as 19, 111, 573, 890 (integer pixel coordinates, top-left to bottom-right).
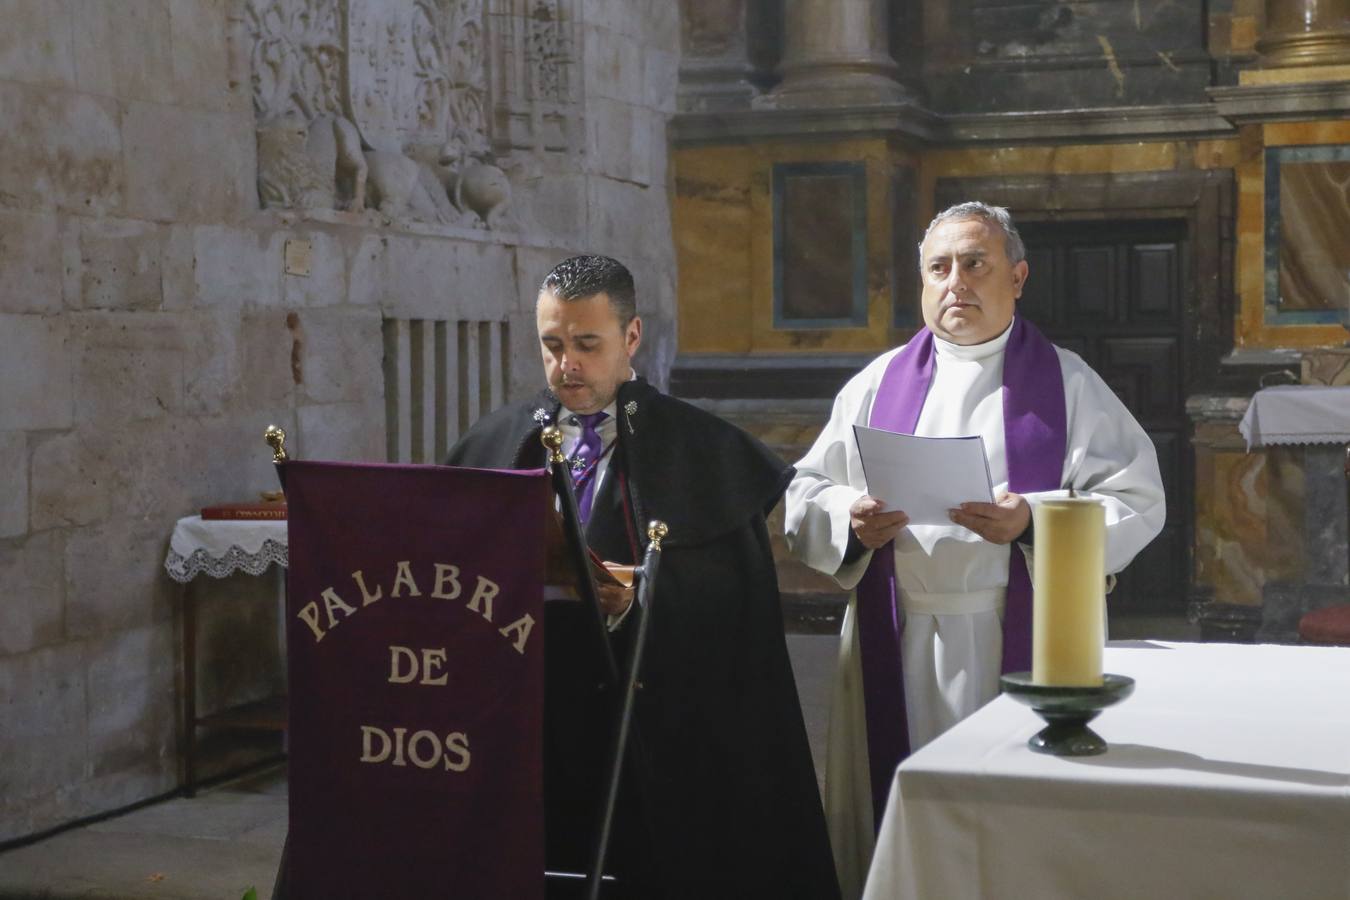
541, 425, 566, 464
264, 425, 288, 463
646, 520, 669, 550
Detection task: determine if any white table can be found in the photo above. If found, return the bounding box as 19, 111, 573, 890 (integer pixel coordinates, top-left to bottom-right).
164, 515, 289, 792
864, 642, 1350, 900
1239, 384, 1350, 449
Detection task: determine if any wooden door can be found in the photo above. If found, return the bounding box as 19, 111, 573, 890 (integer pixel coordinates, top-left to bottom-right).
1017, 219, 1190, 616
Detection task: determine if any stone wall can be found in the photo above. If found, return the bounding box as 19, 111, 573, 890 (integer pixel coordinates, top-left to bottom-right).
0, 0, 678, 843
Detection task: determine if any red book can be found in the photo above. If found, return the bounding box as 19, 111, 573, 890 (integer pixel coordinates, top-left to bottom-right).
201, 502, 288, 521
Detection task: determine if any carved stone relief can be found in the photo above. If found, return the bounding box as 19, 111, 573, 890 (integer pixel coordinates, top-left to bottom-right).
239, 0, 581, 228
489, 0, 582, 154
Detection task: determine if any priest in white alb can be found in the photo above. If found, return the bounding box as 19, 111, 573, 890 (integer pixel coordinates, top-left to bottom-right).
784, 201, 1166, 897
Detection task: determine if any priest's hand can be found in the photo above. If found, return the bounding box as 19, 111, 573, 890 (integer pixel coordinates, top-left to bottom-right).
949, 492, 1030, 544
597, 581, 634, 617
850, 495, 909, 549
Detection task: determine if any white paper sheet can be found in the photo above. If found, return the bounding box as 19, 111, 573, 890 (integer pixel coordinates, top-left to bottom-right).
852, 425, 994, 525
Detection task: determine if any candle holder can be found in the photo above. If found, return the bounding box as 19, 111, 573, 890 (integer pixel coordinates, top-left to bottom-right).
1000, 673, 1135, 756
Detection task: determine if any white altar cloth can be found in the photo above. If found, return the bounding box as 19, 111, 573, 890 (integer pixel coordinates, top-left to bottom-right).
164, 515, 288, 583
863, 642, 1350, 900
1239, 384, 1350, 449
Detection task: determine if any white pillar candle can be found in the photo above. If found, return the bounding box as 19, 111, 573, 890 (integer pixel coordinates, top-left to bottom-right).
1031, 496, 1106, 687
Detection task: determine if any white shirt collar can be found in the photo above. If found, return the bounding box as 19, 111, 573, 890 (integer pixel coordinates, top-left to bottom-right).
933, 318, 1015, 362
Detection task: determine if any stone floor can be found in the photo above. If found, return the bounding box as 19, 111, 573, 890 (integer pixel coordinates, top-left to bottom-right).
0, 621, 1196, 899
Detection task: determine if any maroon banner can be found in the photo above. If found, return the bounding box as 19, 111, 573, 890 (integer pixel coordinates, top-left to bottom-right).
283, 460, 549, 899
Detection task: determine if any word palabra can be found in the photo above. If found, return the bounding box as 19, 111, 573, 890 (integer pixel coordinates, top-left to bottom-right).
296, 560, 536, 654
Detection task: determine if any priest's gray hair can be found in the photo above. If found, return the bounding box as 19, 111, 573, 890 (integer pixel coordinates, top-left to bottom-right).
919, 202, 1027, 267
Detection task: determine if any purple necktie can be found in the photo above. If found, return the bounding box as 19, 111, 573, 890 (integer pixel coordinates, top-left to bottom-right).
570, 411, 608, 525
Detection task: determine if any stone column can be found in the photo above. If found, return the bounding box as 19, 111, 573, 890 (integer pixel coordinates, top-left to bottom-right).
678, 0, 758, 112
1258, 0, 1350, 67
759, 0, 914, 108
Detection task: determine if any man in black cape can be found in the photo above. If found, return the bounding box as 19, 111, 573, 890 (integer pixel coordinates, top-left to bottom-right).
447, 255, 839, 899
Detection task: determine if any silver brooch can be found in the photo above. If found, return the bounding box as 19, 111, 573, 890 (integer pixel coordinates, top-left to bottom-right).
532, 408, 551, 425
624, 400, 637, 434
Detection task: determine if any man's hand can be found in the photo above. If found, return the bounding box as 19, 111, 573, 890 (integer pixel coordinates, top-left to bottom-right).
850, 495, 909, 550
597, 581, 634, 617
948, 492, 1030, 544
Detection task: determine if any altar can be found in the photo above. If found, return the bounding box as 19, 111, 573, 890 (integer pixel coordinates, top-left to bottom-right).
863, 641, 1350, 900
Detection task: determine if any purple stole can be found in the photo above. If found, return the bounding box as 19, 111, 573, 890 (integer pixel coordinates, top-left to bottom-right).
855, 317, 1066, 826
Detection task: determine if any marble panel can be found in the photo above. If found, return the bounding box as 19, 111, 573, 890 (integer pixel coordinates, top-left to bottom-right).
1275, 159, 1350, 313
0, 209, 65, 315
1192, 445, 1266, 605
774, 163, 865, 325
0, 532, 64, 654
1263, 445, 1306, 582
1302, 348, 1350, 386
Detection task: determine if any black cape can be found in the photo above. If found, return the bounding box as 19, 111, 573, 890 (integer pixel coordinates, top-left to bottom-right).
447, 378, 840, 900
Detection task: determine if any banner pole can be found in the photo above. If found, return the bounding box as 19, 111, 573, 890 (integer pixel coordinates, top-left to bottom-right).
541, 426, 618, 683
585, 520, 667, 900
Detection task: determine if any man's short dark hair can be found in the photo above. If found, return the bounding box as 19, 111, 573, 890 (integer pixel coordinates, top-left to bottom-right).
540, 255, 637, 325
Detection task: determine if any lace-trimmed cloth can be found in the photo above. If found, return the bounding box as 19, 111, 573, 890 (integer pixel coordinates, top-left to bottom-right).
164, 515, 289, 583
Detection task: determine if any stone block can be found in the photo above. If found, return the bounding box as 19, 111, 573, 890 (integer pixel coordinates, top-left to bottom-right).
0, 0, 76, 88
0, 532, 64, 654
644, 48, 679, 114
583, 25, 646, 107
0, 431, 26, 537
121, 102, 254, 223
292, 308, 385, 405
168, 0, 241, 112
30, 427, 116, 529
64, 517, 176, 639
85, 623, 176, 777
282, 229, 349, 308
0, 209, 65, 314
160, 224, 195, 310
587, 98, 651, 186
72, 0, 176, 105
0, 314, 73, 431
381, 235, 518, 321
347, 233, 390, 307
0, 641, 88, 836
297, 398, 387, 464
0, 82, 123, 215
586, 176, 666, 266
512, 174, 589, 245
183, 309, 296, 417
191, 225, 284, 309
70, 312, 185, 424
504, 309, 546, 401
73, 218, 167, 311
